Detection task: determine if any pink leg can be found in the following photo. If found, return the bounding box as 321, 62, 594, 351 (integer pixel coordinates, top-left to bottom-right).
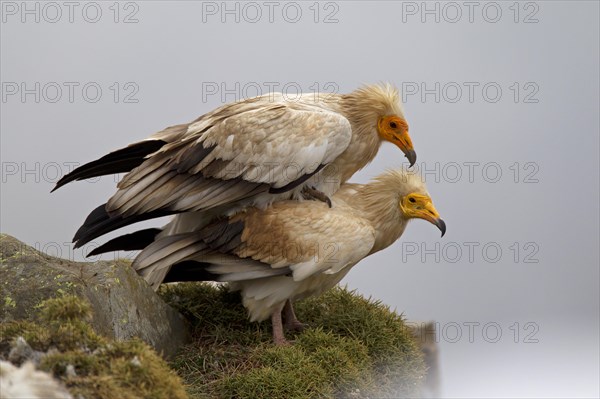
271, 309, 288, 345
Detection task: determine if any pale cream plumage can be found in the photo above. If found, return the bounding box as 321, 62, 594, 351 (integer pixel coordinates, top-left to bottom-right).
54, 84, 415, 249
132, 170, 445, 344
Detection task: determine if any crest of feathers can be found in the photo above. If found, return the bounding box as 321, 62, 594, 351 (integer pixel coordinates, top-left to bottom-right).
340, 83, 405, 125
355, 169, 428, 221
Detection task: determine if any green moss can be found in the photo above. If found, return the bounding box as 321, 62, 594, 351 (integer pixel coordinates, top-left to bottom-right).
161, 283, 425, 398
0, 295, 188, 399
41, 340, 188, 399
221, 345, 332, 399
0, 319, 50, 349
296, 287, 426, 397
3, 296, 16, 308
296, 329, 373, 393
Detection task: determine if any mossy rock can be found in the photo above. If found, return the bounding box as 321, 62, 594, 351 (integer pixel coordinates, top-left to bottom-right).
0, 295, 188, 399
161, 283, 425, 398
0, 234, 190, 358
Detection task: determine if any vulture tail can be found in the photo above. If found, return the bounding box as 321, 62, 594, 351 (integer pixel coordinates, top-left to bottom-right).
52, 140, 166, 192
72, 203, 177, 248
86, 228, 162, 256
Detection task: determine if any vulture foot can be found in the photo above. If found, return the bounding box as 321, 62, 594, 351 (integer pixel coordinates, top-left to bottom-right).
285, 320, 308, 332
302, 186, 332, 208
283, 300, 307, 332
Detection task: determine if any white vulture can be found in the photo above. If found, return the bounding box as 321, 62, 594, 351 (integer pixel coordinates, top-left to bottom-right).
130, 170, 446, 345
52, 84, 416, 249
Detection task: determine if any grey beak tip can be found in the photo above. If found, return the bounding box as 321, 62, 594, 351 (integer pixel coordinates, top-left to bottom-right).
437, 219, 447, 237
406, 150, 417, 168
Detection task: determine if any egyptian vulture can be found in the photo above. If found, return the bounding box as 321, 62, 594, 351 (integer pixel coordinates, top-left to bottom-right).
53, 84, 416, 248
129, 170, 445, 344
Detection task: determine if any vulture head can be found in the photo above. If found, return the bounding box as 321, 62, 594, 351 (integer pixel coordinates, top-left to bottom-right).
400, 191, 446, 237
392, 170, 446, 237
342, 83, 416, 167
362, 169, 446, 238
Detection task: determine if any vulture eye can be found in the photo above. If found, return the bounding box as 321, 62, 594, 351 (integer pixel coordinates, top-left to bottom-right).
389, 121, 398, 129
409, 197, 416, 203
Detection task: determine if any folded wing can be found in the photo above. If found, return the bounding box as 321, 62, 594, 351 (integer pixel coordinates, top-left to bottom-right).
132, 201, 376, 289
66, 96, 352, 248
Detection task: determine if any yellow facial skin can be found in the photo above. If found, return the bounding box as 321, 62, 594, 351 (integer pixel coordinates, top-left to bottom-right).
377, 115, 416, 167
400, 192, 446, 237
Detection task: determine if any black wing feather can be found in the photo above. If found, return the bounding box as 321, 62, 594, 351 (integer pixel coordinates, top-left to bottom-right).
73, 203, 177, 248
87, 228, 162, 256
52, 140, 166, 192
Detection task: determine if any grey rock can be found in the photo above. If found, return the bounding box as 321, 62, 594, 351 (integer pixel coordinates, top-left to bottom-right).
0, 234, 190, 358
65, 364, 77, 378
7, 337, 43, 366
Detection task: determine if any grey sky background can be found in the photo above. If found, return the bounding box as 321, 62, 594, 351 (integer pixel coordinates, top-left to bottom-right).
1, 1, 598, 397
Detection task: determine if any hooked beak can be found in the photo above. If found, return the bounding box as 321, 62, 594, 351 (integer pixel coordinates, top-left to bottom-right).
416, 200, 446, 237
405, 149, 417, 168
